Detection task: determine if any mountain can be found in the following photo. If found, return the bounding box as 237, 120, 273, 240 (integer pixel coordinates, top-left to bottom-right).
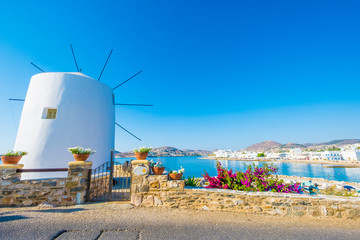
114, 146, 212, 158
305, 139, 360, 147
244, 141, 282, 152
280, 143, 307, 149
243, 139, 360, 152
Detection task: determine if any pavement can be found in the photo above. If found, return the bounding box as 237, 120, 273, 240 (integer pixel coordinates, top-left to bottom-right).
1, 202, 360, 240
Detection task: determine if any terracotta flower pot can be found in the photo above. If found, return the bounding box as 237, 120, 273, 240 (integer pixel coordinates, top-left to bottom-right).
1, 155, 22, 164
169, 172, 183, 180
134, 152, 148, 160
152, 167, 165, 175
72, 153, 90, 161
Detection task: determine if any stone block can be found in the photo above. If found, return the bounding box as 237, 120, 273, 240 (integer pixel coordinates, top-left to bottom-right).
70, 187, 84, 192
131, 194, 143, 206
321, 206, 328, 216
202, 206, 210, 211
253, 206, 262, 212
53, 190, 66, 196
42, 181, 57, 187
293, 211, 305, 217
23, 200, 33, 206
149, 180, 160, 188
168, 181, 179, 188
270, 209, 283, 215
234, 200, 244, 205
154, 196, 163, 206
142, 196, 154, 207
65, 181, 78, 189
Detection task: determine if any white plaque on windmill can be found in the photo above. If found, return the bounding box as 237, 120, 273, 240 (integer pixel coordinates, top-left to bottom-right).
133, 166, 148, 176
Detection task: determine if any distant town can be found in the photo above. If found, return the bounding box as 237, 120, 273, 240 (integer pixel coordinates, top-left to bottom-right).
114, 146, 212, 158
213, 139, 360, 163
115, 139, 360, 162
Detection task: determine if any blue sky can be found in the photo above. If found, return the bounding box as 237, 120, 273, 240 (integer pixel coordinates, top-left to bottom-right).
0, 0, 360, 152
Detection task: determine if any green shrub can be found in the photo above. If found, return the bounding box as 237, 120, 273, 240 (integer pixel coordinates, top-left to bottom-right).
133, 146, 152, 153
4, 151, 28, 156
68, 147, 95, 154
184, 176, 201, 187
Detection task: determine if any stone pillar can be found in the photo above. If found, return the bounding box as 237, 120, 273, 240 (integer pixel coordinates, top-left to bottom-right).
130, 160, 150, 206
66, 161, 92, 205
0, 164, 24, 206
0, 164, 24, 184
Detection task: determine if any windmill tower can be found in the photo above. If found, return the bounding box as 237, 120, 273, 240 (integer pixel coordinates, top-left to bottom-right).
11, 46, 151, 179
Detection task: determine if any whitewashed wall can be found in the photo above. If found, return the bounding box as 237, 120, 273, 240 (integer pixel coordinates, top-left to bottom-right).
14, 72, 114, 179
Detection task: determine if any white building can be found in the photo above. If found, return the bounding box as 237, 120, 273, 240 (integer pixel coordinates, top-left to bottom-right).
285, 148, 309, 160
341, 145, 360, 162
213, 149, 232, 158
321, 151, 343, 161
266, 152, 281, 160
308, 152, 322, 161
14, 72, 115, 179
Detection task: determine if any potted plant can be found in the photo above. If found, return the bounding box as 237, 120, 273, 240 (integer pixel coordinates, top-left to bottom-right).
169, 166, 185, 180
133, 146, 152, 160
1, 151, 28, 164
68, 147, 95, 161
150, 159, 165, 175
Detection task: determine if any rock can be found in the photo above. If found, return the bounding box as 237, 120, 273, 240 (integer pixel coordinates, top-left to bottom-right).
347, 209, 360, 219
142, 196, 154, 207
154, 197, 163, 206
23, 200, 33, 206
168, 181, 179, 188
149, 181, 160, 188
53, 190, 66, 196
202, 206, 210, 211
253, 206, 262, 212
234, 200, 244, 205
321, 206, 328, 216
272, 209, 283, 215
37, 202, 56, 209
131, 195, 143, 207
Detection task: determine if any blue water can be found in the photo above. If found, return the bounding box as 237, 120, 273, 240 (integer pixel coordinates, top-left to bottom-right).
115, 156, 360, 183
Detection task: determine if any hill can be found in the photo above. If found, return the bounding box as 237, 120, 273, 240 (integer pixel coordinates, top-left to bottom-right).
243, 139, 360, 152
280, 143, 307, 149
244, 141, 282, 152
114, 146, 211, 158
305, 139, 360, 147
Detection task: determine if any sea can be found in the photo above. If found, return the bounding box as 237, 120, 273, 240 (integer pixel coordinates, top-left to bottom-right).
115, 156, 360, 183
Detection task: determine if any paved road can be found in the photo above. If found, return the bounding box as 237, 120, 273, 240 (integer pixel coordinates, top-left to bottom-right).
1, 202, 360, 240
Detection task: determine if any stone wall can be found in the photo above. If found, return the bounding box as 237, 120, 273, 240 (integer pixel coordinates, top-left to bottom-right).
129, 161, 360, 219
137, 188, 360, 219
131, 175, 185, 207
0, 161, 92, 207
130, 160, 185, 207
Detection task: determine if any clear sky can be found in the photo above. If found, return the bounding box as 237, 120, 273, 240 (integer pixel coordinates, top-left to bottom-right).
0, 0, 360, 152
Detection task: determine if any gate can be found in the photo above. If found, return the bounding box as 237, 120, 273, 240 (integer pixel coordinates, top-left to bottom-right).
86, 154, 132, 202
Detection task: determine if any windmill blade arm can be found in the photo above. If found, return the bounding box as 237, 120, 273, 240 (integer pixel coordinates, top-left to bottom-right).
112, 70, 142, 90
9, 98, 25, 101
115, 122, 142, 141
70, 44, 80, 72
115, 103, 154, 107
30, 62, 45, 72
98, 49, 113, 81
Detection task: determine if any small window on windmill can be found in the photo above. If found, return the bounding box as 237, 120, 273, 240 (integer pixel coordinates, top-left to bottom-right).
42, 108, 57, 119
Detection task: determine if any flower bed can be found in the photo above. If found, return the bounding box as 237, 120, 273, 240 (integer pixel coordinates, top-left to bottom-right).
203, 161, 301, 193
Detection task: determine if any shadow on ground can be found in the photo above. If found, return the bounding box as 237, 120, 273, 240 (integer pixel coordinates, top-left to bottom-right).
0, 214, 30, 223
25, 208, 87, 213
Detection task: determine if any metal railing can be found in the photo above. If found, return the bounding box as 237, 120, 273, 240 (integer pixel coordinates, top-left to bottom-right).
16, 168, 68, 173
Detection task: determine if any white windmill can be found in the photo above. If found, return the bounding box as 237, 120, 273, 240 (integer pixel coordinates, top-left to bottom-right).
10, 45, 152, 179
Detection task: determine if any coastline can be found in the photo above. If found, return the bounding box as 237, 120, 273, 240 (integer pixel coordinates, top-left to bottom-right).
199, 156, 360, 168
